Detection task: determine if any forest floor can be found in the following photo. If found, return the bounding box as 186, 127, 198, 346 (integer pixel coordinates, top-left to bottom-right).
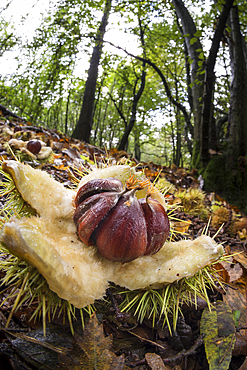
0, 109, 247, 370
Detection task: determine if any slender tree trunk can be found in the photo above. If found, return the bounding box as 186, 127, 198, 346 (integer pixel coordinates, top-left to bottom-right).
93, 101, 102, 145
117, 15, 147, 151
99, 95, 111, 148
174, 78, 181, 166
200, 0, 234, 165
172, 0, 204, 147
112, 44, 193, 153
117, 69, 146, 151
71, 0, 112, 142
64, 89, 71, 135
134, 133, 141, 161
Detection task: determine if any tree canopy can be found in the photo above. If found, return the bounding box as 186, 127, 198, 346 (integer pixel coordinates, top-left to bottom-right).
1, 0, 247, 210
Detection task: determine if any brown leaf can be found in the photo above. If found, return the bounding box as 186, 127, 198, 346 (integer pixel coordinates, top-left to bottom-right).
214, 262, 231, 283
172, 220, 191, 234
145, 353, 171, 369
238, 357, 247, 370
237, 228, 247, 240
59, 312, 126, 370
220, 260, 243, 283
232, 333, 247, 356
62, 147, 81, 160
231, 249, 247, 270
223, 275, 247, 336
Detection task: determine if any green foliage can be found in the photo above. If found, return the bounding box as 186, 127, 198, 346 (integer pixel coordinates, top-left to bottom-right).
0, 17, 19, 58
1, 0, 247, 167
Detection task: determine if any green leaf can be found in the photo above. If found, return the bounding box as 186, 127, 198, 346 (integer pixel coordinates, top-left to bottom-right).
198, 52, 204, 60
194, 30, 202, 38
232, 310, 241, 326
200, 301, 236, 370
190, 37, 197, 45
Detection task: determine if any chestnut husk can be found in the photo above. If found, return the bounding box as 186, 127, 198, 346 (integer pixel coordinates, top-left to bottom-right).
0, 161, 225, 310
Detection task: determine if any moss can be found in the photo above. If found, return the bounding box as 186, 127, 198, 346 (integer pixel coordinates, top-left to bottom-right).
191, 140, 202, 169
202, 155, 247, 214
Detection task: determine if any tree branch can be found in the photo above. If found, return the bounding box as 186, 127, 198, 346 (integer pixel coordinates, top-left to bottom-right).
101, 38, 193, 138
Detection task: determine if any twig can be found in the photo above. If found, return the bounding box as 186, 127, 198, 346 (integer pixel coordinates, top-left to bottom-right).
126, 328, 168, 350
236, 326, 247, 331
162, 334, 205, 363
128, 335, 205, 368
0, 326, 69, 355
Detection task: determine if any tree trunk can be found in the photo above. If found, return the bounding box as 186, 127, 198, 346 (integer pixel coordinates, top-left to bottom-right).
227, 5, 247, 168
117, 15, 147, 152
172, 0, 204, 147
174, 0, 234, 168
64, 89, 71, 135
200, 0, 234, 165
117, 68, 146, 151
134, 133, 141, 161
201, 4, 247, 213
71, 0, 112, 142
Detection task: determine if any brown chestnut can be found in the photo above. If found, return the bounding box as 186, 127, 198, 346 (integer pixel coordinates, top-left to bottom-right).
26, 140, 42, 154
74, 178, 123, 207
94, 188, 147, 262
73, 177, 170, 263
139, 197, 170, 256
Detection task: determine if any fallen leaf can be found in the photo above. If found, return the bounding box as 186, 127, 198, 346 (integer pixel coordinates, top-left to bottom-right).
145, 352, 170, 369
219, 260, 243, 283
237, 228, 247, 240
232, 333, 247, 356
200, 301, 236, 370
223, 275, 247, 336
231, 249, 247, 270
172, 220, 191, 234
4, 323, 73, 370
238, 357, 247, 370
59, 313, 127, 370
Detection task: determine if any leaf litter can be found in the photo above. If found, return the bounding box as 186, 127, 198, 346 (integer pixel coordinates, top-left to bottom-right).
0, 111, 247, 369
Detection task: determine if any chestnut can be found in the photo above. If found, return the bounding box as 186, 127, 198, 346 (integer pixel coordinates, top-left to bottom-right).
26, 140, 42, 154
14, 126, 22, 133
73, 177, 170, 263
94, 188, 147, 262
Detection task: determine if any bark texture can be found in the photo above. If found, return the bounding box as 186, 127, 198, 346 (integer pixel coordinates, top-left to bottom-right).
200, 0, 235, 165
72, 0, 112, 142
172, 0, 204, 144
227, 6, 247, 168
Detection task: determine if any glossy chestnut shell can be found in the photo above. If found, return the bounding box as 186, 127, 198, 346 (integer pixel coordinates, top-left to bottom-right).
26, 140, 42, 154
73, 177, 170, 263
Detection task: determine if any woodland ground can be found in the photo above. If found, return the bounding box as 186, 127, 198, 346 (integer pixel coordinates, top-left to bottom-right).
0, 108, 247, 370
